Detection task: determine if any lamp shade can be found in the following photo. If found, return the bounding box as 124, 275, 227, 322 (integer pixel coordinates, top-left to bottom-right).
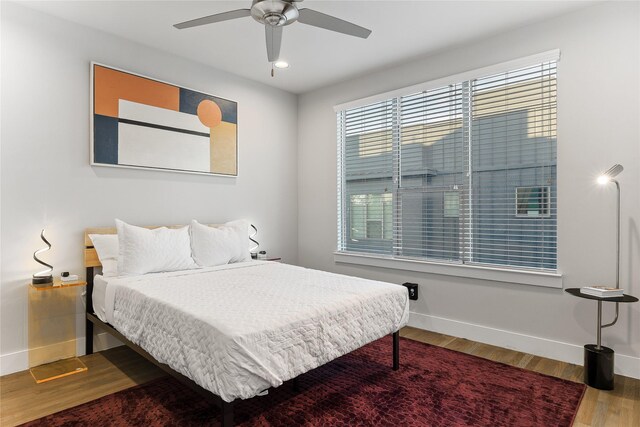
597, 164, 624, 184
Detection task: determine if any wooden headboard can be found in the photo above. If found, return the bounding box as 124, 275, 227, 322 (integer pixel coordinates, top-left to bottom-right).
84, 227, 114, 268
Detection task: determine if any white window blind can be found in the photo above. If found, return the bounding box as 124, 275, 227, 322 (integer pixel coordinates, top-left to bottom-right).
337, 56, 557, 272
338, 100, 395, 255
398, 83, 466, 262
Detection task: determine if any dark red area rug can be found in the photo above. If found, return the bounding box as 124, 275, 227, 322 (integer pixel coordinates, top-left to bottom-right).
22, 337, 585, 426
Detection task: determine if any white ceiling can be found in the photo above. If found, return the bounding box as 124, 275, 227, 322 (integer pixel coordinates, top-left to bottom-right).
20, 1, 596, 93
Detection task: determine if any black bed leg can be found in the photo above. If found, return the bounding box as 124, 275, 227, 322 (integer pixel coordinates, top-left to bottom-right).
221, 401, 234, 427
392, 331, 399, 371
85, 318, 94, 355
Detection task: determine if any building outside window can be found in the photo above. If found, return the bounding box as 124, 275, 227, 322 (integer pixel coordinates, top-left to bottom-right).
350, 194, 393, 240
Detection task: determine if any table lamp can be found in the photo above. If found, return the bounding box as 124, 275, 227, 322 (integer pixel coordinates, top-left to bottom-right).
32, 229, 53, 285
250, 224, 259, 259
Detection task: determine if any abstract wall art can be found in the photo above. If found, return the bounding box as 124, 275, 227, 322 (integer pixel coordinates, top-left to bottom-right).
91, 63, 238, 176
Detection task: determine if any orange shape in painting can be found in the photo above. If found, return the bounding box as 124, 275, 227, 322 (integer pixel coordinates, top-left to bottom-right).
94, 65, 179, 118
197, 100, 223, 128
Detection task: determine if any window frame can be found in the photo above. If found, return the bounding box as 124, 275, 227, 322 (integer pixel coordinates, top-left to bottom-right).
335, 50, 562, 288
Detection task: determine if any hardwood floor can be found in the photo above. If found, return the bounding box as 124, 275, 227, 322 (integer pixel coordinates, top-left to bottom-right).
1, 326, 638, 426
0, 346, 165, 426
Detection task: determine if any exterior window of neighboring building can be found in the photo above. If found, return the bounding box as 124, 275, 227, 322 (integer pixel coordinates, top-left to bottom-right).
350, 194, 393, 243
516, 186, 550, 218
444, 192, 460, 218
337, 56, 557, 272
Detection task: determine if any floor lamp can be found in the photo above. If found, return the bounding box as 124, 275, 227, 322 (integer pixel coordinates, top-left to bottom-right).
585, 164, 623, 388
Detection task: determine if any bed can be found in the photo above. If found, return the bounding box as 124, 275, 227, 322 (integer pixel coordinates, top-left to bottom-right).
84, 226, 409, 426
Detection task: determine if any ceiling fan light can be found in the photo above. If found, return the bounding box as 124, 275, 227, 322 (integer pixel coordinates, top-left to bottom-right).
274, 61, 289, 69
264, 12, 286, 26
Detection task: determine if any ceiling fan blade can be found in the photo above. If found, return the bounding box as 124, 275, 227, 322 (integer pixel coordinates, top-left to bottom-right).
265, 25, 283, 62
174, 9, 251, 29
298, 8, 371, 39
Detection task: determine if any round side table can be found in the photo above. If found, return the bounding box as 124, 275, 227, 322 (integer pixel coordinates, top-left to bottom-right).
565, 288, 638, 390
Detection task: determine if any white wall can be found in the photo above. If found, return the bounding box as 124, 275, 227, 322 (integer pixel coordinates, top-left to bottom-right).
0, 2, 298, 374
298, 1, 640, 378
2, 0, 639, 381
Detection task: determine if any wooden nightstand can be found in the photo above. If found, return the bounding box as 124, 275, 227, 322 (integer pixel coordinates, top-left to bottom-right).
28, 279, 88, 383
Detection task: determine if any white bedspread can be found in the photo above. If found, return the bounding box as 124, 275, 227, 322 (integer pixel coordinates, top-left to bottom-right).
93, 274, 108, 323
103, 261, 409, 402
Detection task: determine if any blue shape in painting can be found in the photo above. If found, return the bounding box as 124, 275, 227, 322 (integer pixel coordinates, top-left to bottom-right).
94, 114, 118, 164
179, 88, 237, 124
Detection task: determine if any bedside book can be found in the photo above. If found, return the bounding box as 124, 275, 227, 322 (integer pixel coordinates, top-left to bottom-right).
580, 286, 624, 298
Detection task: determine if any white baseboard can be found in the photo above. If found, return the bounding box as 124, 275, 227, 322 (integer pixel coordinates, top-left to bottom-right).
408, 311, 640, 380
0, 349, 29, 376
0, 332, 123, 376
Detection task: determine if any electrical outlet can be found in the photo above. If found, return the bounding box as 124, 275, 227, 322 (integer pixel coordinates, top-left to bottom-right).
402, 282, 418, 300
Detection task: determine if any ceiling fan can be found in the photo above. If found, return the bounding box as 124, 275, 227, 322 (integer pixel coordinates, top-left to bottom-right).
174, 0, 372, 63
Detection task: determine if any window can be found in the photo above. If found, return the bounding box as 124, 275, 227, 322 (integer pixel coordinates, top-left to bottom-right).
350, 194, 393, 241
337, 54, 557, 272
516, 186, 550, 218
444, 192, 460, 218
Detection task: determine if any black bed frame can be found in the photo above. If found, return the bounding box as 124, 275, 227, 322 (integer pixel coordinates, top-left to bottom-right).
85, 265, 400, 427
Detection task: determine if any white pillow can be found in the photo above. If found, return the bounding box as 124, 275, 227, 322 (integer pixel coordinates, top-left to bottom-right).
115, 219, 198, 276
88, 234, 119, 277
190, 220, 252, 267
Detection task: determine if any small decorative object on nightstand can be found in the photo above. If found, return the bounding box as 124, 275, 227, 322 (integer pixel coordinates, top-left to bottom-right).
28, 279, 88, 383
254, 250, 281, 262
60, 271, 80, 282
256, 252, 281, 262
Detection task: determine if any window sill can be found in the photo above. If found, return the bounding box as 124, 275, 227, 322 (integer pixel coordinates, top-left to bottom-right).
333, 252, 563, 289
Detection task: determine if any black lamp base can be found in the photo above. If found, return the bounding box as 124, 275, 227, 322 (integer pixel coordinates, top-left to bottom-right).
32, 275, 53, 285
584, 344, 614, 390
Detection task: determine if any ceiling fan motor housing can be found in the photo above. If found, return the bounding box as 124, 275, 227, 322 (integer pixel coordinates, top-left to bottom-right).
251, 0, 299, 27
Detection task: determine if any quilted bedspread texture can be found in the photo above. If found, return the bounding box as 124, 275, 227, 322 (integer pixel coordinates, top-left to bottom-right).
105, 262, 409, 402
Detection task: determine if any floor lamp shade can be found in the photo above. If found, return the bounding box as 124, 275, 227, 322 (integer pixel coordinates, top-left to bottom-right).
597, 164, 623, 184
